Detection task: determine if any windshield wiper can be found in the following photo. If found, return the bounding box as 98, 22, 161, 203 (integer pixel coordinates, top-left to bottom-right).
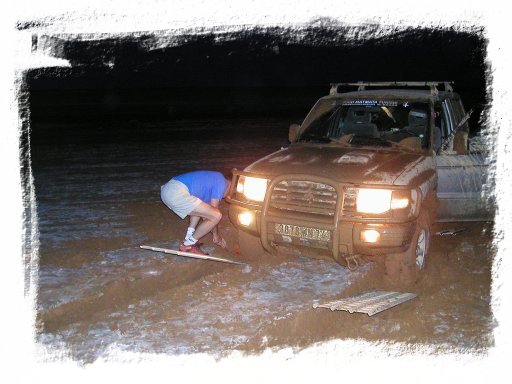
298, 134, 333, 143
349, 135, 393, 147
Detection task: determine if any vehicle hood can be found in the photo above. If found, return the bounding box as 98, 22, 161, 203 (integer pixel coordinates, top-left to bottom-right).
244, 144, 429, 186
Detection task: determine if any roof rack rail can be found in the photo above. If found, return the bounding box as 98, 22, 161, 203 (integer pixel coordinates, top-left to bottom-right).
329, 81, 454, 95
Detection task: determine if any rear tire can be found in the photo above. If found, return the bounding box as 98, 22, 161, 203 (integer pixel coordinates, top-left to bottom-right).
238, 229, 267, 260
385, 210, 431, 285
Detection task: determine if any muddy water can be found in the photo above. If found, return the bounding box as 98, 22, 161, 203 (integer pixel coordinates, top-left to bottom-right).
31, 119, 496, 363
39, 257, 369, 361
35, 118, 358, 360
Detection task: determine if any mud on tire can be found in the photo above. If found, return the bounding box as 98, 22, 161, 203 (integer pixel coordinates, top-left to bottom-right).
385, 209, 431, 285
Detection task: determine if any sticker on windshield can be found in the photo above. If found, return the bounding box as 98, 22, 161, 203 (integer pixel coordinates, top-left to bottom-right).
341, 100, 399, 107
409, 110, 427, 118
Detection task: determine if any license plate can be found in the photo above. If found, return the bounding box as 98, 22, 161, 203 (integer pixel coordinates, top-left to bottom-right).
274, 223, 331, 242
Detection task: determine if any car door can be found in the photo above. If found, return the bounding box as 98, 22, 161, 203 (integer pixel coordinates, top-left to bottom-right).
434, 97, 493, 222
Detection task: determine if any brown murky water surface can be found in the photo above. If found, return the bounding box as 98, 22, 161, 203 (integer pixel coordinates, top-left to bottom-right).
31, 119, 496, 363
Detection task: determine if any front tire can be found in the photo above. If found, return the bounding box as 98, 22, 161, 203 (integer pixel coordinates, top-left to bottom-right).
385, 210, 431, 285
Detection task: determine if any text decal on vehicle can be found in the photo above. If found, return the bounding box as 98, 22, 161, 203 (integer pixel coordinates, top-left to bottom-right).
275, 224, 331, 242
341, 100, 399, 106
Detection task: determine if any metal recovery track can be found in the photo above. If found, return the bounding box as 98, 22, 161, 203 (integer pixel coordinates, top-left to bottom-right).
313, 291, 417, 316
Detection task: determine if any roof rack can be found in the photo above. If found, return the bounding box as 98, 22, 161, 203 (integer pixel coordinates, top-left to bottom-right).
329, 81, 454, 95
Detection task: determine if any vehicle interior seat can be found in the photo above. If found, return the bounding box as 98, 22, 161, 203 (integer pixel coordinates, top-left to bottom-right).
405, 109, 428, 136
341, 108, 379, 138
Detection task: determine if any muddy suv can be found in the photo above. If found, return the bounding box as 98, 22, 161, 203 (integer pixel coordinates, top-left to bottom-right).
227, 82, 491, 283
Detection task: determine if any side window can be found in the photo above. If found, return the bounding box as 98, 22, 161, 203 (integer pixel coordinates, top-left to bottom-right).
449, 99, 461, 127
449, 98, 469, 132
442, 100, 455, 138
450, 98, 470, 154
434, 101, 454, 153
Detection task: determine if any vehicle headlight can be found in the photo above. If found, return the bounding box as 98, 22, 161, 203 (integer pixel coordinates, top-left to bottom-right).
344, 187, 417, 217
356, 189, 393, 214
237, 176, 269, 202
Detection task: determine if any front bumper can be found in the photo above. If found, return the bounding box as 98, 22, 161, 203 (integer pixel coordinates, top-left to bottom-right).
227, 172, 417, 263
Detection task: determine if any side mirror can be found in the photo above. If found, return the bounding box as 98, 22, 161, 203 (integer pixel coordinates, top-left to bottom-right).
289, 123, 301, 142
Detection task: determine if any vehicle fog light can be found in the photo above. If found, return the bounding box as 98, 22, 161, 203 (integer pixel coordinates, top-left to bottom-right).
238, 211, 254, 227
361, 229, 380, 243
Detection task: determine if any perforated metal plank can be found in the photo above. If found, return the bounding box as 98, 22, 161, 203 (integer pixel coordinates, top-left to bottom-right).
313, 291, 417, 316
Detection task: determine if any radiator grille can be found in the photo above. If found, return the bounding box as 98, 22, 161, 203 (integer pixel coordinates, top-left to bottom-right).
270, 180, 337, 216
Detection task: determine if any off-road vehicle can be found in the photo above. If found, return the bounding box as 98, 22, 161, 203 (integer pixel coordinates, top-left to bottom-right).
227, 82, 491, 283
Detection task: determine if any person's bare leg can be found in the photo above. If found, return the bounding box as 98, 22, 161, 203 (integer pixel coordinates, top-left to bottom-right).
184, 215, 201, 242
188, 202, 222, 241
189, 215, 200, 229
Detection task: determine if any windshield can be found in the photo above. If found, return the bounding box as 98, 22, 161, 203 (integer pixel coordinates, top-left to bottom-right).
299, 99, 431, 148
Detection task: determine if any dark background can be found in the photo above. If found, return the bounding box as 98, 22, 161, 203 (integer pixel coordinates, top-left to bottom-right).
24, 25, 488, 145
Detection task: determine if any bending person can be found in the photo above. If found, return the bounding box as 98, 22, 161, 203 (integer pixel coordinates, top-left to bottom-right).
161, 170, 231, 255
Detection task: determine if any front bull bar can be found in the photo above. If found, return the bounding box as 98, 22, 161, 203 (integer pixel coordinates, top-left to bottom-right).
259, 173, 344, 260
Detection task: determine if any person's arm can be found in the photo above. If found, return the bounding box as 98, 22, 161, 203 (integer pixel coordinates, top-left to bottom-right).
210, 198, 227, 248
